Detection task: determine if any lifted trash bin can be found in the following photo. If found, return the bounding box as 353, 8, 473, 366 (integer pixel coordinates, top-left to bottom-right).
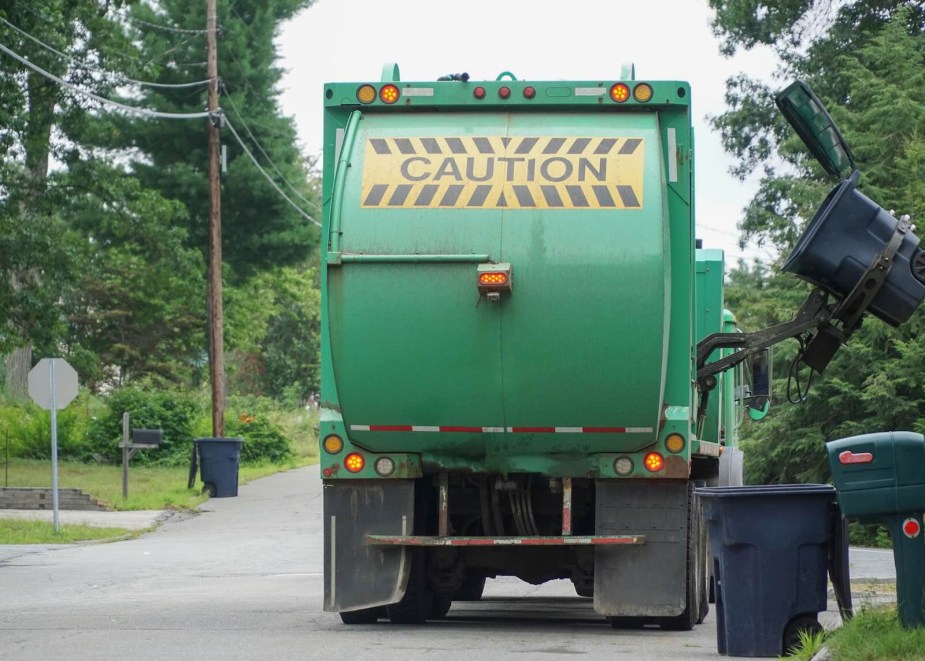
190, 437, 244, 497
697, 485, 852, 657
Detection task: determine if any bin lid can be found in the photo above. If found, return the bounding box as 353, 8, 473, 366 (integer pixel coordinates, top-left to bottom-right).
696, 484, 836, 499
776, 81, 855, 179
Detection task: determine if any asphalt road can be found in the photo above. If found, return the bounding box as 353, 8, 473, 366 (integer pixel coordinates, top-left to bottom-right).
0, 468, 895, 660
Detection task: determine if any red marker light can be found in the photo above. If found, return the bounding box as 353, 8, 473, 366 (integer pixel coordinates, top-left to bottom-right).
644, 452, 664, 472
903, 518, 921, 538
523, 86, 536, 99
474, 86, 487, 100
379, 84, 400, 104
610, 83, 630, 103
344, 453, 365, 473
499, 86, 511, 99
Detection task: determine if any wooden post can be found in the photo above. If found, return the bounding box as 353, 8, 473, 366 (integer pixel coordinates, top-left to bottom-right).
206, 0, 224, 438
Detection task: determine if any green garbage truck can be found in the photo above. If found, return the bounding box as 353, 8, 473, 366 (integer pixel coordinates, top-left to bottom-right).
316, 67, 923, 627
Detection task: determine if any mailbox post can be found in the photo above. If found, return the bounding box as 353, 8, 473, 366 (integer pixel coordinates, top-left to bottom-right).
120, 412, 163, 499
826, 431, 925, 627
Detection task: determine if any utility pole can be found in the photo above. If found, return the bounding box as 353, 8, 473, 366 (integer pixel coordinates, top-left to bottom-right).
206, 0, 225, 438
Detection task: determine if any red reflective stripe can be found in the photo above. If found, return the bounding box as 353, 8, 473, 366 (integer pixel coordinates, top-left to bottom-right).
839, 450, 874, 464
583, 427, 627, 433
511, 427, 556, 433
369, 425, 413, 432
439, 426, 484, 433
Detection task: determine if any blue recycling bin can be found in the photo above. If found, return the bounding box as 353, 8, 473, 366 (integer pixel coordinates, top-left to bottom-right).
195, 437, 243, 497
697, 485, 851, 657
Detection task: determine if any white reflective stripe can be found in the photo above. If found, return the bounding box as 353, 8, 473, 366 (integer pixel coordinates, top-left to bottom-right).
575, 87, 606, 97
626, 427, 654, 433
505, 427, 515, 433
350, 425, 370, 431
411, 425, 440, 432
555, 427, 583, 433
402, 88, 434, 97
667, 128, 678, 183
482, 427, 505, 433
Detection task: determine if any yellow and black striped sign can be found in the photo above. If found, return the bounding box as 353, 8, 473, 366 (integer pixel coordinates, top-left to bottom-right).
360, 136, 644, 210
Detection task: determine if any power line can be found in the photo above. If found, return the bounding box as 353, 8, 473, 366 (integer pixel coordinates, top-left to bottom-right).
222, 90, 320, 213
0, 40, 211, 120
123, 13, 209, 35
0, 17, 211, 90
224, 117, 321, 227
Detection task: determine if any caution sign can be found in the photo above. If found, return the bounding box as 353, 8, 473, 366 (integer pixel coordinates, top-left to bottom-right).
360, 136, 644, 210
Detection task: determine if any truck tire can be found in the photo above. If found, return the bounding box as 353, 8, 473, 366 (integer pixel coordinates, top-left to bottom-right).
659, 483, 705, 631
453, 574, 486, 601
340, 607, 382, 625
387, 554, 433, 624
430, 593, 452, 619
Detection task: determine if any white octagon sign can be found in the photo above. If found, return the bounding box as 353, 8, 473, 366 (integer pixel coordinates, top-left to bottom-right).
28, 358, 79, 410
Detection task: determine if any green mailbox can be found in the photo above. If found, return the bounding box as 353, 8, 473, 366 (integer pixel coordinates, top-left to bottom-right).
826, 431, 925, 627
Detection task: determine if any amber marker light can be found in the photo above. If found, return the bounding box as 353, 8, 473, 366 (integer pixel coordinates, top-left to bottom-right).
344, 452, 365, 473
633, 83, 654, 103
665, 433, 685, 454
356, 85, 377, 104
644, 452, 665, 472
379, 84, 400, 104
322, 434, 344, 454
610, 83, 630, 103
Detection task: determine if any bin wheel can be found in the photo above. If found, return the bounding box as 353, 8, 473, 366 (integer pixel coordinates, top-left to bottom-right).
339, 607, 383, 625
202, 483, 217, 497
783, 614, 823, 655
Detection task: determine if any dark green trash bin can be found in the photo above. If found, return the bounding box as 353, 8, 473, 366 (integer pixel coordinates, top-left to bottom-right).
192, 437, 243, 497
826, 431, 925, 628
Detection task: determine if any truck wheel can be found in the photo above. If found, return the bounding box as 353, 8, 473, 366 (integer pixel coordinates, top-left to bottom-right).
387, 557, 433, 624
608, 617, 647, 629
659, 484, 701, 631
340, 607, 382, 625
453, 575, 486, 601
430, 593, 452, 619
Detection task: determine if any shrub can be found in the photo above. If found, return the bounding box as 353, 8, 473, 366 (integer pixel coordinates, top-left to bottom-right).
84, 387, 199, 465
225, 412, 292, 464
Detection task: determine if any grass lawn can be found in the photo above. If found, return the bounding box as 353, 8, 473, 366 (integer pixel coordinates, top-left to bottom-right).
0, 518, 132, 544
827, 604, 925, 660
1, 457, 317, 511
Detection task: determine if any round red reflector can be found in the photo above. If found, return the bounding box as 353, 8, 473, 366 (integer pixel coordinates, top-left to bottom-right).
903, 517, 921, 538
610, 83, 630, 103
523, 86, 536, 99
499, 86, 511, 99
644, 452, 664, 472
344, 452, 365, 473
379, 84, 400, 104
474, 86, 487, 99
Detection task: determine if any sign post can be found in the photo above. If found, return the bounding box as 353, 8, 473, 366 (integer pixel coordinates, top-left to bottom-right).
27, 358, 78, 534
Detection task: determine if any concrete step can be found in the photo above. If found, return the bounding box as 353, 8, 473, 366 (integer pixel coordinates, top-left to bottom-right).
0, 487, 107, 511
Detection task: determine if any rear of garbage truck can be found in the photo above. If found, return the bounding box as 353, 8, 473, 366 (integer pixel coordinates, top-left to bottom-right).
318, 65, 736, 627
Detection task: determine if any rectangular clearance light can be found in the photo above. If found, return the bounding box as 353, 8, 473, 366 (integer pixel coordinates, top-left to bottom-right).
477, 263, 513, 295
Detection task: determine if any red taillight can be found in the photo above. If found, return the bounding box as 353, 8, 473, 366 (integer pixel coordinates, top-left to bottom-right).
380, 84, 400, 104
610, 83, 630, 103
479, 272, 508, 286
474, 86, 487, 100
344, 453, 365, 473
499, 86, 511, 99
523, 86, 536, 99
644, 452, 664, 472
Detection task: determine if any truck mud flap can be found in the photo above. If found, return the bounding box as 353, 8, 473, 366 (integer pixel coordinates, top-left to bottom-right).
323, 479, 414, 613
594, 479, 689, 617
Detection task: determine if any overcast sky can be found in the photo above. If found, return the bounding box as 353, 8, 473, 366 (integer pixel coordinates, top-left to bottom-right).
277, 0, 779, 262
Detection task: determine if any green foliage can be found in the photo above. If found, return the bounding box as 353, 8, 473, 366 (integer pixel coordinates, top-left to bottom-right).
84, 387, 199, 466
0, 519, 130, 545
0, 392, 98, 461
225, 413, 292, 464
829, 604, 925, 660
783, 625, 826, 660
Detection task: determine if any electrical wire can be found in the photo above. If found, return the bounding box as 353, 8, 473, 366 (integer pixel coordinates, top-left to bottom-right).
0, 40, 211, 120
122, 14, 209, 35
224, 117, 321, 227
222, 90, 320, 213
0, 17, 211, 90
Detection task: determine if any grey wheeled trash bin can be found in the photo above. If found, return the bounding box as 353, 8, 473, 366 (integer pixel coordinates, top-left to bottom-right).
193, 437, 243, 497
